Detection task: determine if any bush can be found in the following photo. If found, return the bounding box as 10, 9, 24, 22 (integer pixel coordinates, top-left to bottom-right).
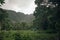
14, 32, 22, 40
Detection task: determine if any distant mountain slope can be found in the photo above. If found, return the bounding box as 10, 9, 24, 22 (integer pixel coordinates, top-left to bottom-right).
6, 10, 34, 23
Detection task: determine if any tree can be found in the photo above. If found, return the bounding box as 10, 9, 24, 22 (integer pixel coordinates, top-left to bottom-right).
0, 0, 5, 30
14, 33, 22, 40
0, 31, 4, 40
0, 0, 4, 6
0, 0, 10, 30
33, 0, 60, 39
33, 0, 59, 30
33, 0, 49, 30
20, 22, 28, 30
49, 0, 60, 40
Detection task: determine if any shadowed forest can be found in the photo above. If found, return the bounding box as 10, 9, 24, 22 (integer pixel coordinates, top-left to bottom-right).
0, 0, 60, 40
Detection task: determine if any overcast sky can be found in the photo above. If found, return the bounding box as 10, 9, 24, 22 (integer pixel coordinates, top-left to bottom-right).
2, 0, 36, 14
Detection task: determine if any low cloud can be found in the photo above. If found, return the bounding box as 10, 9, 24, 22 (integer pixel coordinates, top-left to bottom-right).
2, 0, 36, 14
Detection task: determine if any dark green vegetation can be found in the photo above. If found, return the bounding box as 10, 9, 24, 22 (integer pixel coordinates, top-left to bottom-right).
0, 0, 60, 40
6, 10, 34, 23
33, 0, 60, 40
0, 30, 57, 40
0, 9, 34, 30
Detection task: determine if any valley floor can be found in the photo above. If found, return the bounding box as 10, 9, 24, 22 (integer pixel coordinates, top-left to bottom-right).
0, 30, 58, 40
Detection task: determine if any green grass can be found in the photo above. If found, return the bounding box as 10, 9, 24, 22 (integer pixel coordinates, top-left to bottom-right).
0, 30, 57, 40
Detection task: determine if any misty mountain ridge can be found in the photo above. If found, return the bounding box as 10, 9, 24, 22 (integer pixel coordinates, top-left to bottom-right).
5, 9, 34, 23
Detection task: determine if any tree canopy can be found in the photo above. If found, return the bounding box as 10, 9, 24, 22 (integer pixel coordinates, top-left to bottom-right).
0, 0, 4, 6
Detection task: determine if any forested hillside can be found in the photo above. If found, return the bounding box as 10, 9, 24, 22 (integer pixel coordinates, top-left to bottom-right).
6, 10, 34, 23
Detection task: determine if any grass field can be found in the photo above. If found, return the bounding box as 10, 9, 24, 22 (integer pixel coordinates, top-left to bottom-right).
0, 30, 58, 40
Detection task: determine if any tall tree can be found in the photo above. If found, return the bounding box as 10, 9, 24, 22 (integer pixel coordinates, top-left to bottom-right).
49, 0, 60, 40
33, 0, 49, 30
33, 0, 60, 39
0, 0, 5, 30
0, 0, 10, 30
0, 8, 9, 30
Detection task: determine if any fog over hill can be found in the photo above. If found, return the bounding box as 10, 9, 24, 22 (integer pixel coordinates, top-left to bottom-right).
6, 10, 34, 23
